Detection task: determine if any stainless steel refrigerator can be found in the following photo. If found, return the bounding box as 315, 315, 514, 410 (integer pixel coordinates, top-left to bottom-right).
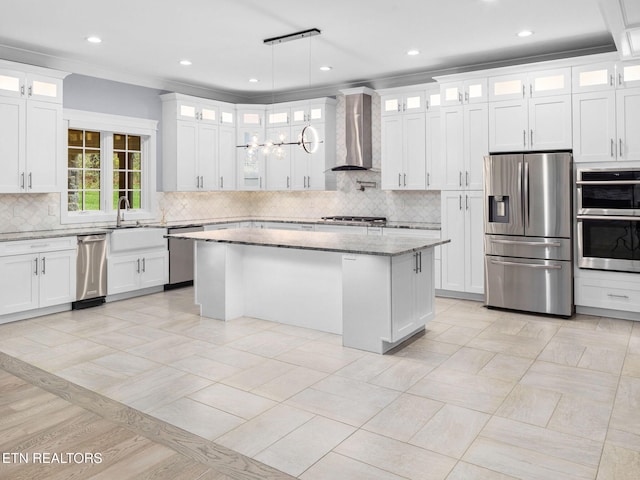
484, 152, 574, 317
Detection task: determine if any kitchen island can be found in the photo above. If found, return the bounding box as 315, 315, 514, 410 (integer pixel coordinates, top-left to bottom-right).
167, 228, 448, 354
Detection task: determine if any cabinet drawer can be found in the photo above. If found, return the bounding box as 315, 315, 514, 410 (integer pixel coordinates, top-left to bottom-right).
0, 236, 76, 257
576, 276, 640, 311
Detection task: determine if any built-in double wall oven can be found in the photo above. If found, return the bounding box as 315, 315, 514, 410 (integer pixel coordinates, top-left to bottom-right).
577, 168, 640, 272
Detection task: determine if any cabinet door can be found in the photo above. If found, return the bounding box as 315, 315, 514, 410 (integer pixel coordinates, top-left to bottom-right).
391, 252, 417, 342
218, 126, 236, 190
266, 107, 290, 127
465, 192, 485, 294
26, 74, 63, 104
304, 123, 327, 190
618, 62, 640, 89
529, 68, 571, 98
25, 100, 62, 192
572, 62, 616, 93
616, 88, 640, 160
139, 252, 168, 289
425, 109, 441, 189
403, 113, 426, 189
197, 123, 218, 191
0, 253, 38, 315
528, 95, 572, 150
572, 91, 616, 162
440, 192, 466, 292
463, 103, 488, 190
0, 96, 25, 192
381, 115, 403, 189
441, 106, 464, 189
291, 103, 325, 125
489, 74, 525, 101
39, 250, 76, 307
265, 127, 292, 190
175, 120, 199, 191
488, 99, 528, 152
0, 69, 26, 99
237, 129, 265, 190
108, 254, 139, 295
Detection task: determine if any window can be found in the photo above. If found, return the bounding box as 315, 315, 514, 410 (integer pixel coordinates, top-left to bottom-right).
62, 110, 157, 224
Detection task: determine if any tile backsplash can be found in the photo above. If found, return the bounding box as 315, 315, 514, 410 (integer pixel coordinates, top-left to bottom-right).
0, 93, 440, 233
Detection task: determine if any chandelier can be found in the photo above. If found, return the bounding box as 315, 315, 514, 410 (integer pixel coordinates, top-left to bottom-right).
237, 28, 323, 158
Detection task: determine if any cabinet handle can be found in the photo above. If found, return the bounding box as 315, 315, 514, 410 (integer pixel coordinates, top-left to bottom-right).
196, 176, 199, 188
458, 92, 463, 103
20, 85, 25, 96
28, 86, 32, 97
611, 139, 615, 157
459, 195, 462, 210
522, 85, 526, 98
466, 195, 469, 210
286, 176, 290, 189
530, 129, 533, 147
142, 257, 146, 273
20, 172, 25, 189
465, 171, 469, 187
28, 172, 32, 189
259, 177, 262, 189
398, 173, 402, 187
137, 258, 141, 274
459, 171, 462, 187
306, 176, 310, 189
610, 74, 614, 86
607, 293, 629, 299
403, 173, 406, 187
427, 172, 430, 187
34, 257, 38, 276
41, 257, 46, 275
414, 252, 419, 273
529, 84, 532, 96
620, 139, 623, 157
464, 91, 469, 103
523, 130, 527, 148
618, 73, 623, 86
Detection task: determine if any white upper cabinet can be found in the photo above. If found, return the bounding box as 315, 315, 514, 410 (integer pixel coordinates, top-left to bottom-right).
489, 68, 571, 101
381, 90, 426, 116
572, 60, 640, 93
290, 101, 327, 125
440, 78, 488, 106
266, 106, 290, 127
0, 61, 67, 193
488, 68, 572, 152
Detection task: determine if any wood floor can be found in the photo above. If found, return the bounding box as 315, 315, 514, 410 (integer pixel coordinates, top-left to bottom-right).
0, 351, 293, 480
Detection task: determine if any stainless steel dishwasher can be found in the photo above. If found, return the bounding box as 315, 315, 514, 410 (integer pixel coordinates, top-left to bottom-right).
73, 234, 107, 309
166, 226, 204, 289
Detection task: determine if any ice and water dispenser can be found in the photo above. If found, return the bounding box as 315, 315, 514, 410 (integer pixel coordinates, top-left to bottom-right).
488, 195, 509, 224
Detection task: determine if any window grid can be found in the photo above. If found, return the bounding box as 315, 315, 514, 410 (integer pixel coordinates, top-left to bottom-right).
67, 129, 101, 212
113, 134, 142, 209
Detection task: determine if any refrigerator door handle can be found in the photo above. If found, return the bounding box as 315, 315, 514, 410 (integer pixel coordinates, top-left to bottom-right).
490, 239, 561, 247
524, 161, 530, 229
490, 259, 562, 270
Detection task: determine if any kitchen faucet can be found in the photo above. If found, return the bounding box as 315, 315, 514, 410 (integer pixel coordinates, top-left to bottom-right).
116, 196, 130, 227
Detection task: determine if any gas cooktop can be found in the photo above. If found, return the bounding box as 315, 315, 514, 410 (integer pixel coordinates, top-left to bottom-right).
321, 216, 387, 224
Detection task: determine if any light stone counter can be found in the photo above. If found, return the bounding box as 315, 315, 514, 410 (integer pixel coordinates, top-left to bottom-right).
167, 227, 448, 257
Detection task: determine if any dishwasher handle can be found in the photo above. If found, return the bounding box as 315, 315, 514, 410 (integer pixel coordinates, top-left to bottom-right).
78, 235, 107, 243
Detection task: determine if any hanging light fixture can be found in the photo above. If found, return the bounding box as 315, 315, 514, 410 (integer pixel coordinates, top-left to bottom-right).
237, 28, 323, 157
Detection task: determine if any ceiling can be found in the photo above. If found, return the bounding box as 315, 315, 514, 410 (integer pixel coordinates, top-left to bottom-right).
0, 0, 629, 103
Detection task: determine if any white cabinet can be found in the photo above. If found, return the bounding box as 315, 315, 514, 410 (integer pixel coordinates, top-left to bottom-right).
237, 106, 267, 190
440, 102, 488, 190
383, 227, 441, 289
440, 78, 488, 106
161, 93, 236, 191
265, 126, 293, 190
0, 62, 66, 193
391, 250, 432, 342
440, 191, 484, 295
572, 60, 640, 93
0, 237, 76, 318
488, 68, 572, 152
107, 228, 168, 296
380, 87, 428, 190
573, 86, 640, 162
575, 269, 640, 316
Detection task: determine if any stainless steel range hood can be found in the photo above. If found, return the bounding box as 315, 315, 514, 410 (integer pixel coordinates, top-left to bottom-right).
332, 88, 373, 171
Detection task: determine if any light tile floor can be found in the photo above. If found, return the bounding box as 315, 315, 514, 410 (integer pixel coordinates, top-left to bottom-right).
1, 288, 640, 479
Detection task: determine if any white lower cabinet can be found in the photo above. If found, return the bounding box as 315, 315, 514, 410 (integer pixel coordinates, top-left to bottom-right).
575, 269, 640, 315
383, 227, 441, 289
390, 250, 431, 342
440, 190, 484, 295
0, 237, 76, 317
108, 250, 168, 295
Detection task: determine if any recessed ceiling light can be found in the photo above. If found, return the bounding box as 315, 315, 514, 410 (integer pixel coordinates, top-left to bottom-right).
517, 30, 534, 38
179, 59, 192, 66
249, 78, 259, 83
407, 49, 420, 56
319, 66, 332, 71
86, 36, 102, 44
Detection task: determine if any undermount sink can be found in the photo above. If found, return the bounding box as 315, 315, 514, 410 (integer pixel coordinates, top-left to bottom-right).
110, 227, 167, 253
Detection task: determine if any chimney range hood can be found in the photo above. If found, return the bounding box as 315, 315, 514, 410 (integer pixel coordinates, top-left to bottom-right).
332, 87, 374, 171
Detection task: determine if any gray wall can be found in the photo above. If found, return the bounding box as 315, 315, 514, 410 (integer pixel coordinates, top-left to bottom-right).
63, 74, 166, 187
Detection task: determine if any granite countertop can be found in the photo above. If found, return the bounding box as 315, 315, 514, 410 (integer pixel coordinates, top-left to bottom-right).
0, 217, 440, 243
167, 228, 449, 257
